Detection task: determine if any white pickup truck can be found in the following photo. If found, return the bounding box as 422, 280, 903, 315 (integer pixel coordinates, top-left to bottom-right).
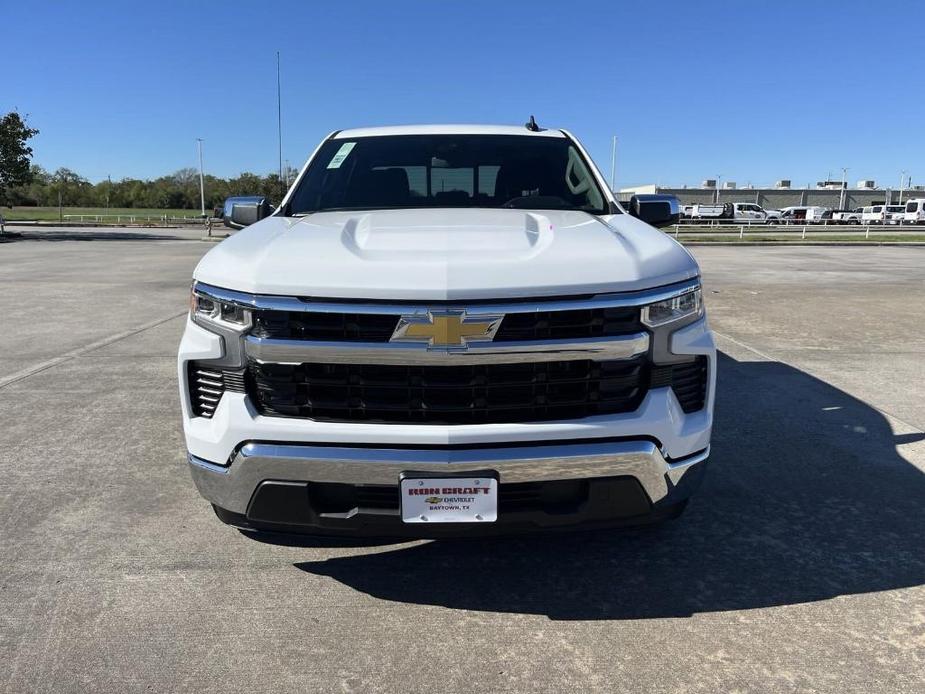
830, 208, 863, 224
178, 123, 716, 538
683, 202, 780, 223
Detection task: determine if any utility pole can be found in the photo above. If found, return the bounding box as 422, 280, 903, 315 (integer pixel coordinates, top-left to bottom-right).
839, 167, 848, 210
277, 51, 284, 203
716, 175, 722, 204
106, 174, 112, 210
609, 136, 617, 192
57, 171, 64, 223
196, 138, 206, 217
899, 170, 907, 204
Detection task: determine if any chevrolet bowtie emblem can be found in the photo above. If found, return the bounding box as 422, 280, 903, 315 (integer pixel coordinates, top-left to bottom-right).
391, 311, 504, 349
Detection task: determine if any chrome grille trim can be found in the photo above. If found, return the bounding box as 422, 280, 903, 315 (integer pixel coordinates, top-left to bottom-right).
245, 333, 649, 365
192, 278, 700, 315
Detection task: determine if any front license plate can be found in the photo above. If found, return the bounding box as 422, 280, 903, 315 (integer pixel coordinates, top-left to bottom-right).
400, 476, 498, 523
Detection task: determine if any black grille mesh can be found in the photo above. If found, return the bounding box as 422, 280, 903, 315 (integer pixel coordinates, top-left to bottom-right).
306, 479, 591, 514
650, 357, 708, 413
250, 306, 641, 342
252, 311, 398, 341
494, 307, 640, 341
247, 358, 647, 425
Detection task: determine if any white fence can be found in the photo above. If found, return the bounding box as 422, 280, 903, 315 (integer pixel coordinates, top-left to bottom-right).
62, 213, 205, 225
669, 222, 924, 240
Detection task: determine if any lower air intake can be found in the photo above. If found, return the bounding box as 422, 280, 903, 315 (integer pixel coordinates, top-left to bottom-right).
187, 363, 246, 418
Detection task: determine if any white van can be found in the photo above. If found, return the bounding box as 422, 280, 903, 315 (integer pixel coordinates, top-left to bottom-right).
903, 199, 925, 224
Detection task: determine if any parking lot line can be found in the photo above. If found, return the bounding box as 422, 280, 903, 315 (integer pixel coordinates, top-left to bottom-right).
0, 311, 186, 390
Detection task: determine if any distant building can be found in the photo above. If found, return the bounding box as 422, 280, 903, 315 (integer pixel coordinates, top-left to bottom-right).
618, 181, 924, 209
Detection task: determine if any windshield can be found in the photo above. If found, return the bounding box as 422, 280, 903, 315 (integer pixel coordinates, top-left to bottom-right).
285, 134, 609, 215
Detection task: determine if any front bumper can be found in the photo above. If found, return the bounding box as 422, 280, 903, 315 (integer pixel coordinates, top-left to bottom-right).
190, 440, 709, 537
179, 294, 716, 537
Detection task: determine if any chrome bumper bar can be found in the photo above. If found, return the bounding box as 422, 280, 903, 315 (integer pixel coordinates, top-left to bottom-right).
188, 440, 709, 515
244, 333, 650, 365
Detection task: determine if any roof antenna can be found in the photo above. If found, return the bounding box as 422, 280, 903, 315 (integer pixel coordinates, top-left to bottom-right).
525, 115, 542, 132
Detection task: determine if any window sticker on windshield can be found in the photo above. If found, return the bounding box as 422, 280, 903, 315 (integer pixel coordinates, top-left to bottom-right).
327, 142, 356, 169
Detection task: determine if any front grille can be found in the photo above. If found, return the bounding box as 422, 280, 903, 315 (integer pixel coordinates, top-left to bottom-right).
304, 479, 590, 515
494, 307, 640, 341
650, 357, 708, 413
247, 358, 648, 424
249, 306, 641, 342
187, 363, 246, 418
252, 311, 398, 341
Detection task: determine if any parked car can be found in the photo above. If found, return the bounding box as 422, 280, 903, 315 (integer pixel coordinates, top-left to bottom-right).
779, 206, 831, 224
179, 122, 715, 538
903, 198, 925, 224
830, 207, 863, 224
860, 206, 884, 224
860, 205, 906, 225
682, 202, 779, 223
886, 205, 907, 224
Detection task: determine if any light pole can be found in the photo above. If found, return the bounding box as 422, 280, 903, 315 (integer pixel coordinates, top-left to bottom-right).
57, 170, 66, 223
716, 175, 722, 204
609, 136, 617, 192
899, 170, 907, 204
277, 51, 284, 202
839, 167, 848, 210
196, 138, 206, 217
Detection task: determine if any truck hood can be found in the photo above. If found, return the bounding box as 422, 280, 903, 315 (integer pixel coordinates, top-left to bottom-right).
194, 208, 698, 300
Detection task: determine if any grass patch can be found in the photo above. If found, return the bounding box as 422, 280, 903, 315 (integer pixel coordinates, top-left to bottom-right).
1, 206, 203, 221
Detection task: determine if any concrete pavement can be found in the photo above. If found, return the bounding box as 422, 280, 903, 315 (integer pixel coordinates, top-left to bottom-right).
0, 236, 922, 693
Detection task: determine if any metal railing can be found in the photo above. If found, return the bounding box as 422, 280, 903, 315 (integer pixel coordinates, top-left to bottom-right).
669, 222, 924, 240
62, 213, 206, 224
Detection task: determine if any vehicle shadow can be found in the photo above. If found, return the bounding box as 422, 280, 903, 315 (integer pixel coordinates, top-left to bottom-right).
294, 352, 925, 619
16, 230, 188, 241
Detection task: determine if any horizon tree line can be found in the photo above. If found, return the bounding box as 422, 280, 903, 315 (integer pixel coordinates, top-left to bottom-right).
5, 164, 299, 211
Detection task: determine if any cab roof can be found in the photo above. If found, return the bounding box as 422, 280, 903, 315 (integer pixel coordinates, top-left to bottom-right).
332, 124, 566, 138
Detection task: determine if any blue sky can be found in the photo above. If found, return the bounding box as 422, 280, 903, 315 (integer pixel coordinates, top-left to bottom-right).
4, 1, 923, 189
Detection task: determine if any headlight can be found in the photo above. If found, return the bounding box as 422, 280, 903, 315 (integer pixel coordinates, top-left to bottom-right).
190, 285, 251, 332
641, 285, 703, 327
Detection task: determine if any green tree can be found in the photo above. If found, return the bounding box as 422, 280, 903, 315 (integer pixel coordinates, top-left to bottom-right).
51, 168, 91, 207
0, 112, 39, 206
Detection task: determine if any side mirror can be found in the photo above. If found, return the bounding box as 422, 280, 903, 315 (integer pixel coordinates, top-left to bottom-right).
628, 194, 681, 228
223, 196, 273, 230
